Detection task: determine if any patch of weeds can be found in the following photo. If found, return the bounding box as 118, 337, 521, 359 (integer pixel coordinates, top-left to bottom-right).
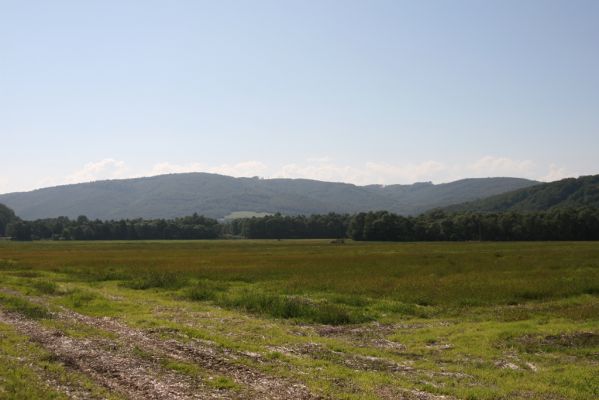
329, 294, 371, 307
219, 291, 307, 318
494, 306, 532, 322
186, 279, 228, 301
76, 267, 131, 282
503, 332, 599, 358
0, 259, 19, 268
267, 351, 283, 360
218, 289, 366, 325
124, 271, 187, 290
132, 345, 154, 361
32, 280, 59, 295
380, 301, 431, 318
458, 298, 486, 307
424, 337, 438, 345
584, 286, 599, 295
207, 376, 238, 390
554, 300, 599, 320
66, 289, 97, 308
0, 293, 51, 319
8, 270, 41, 278
514, 290, 550, 302
60, 289, 121, 316
162, 360, 200, 376
311, 303, 357, 325
414, 296, 435, 307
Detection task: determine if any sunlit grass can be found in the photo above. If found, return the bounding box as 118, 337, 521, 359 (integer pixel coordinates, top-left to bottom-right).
0, 240, 598, 399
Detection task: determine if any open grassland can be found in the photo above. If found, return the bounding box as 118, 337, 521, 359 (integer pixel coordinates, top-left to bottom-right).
0, 240, 598, 399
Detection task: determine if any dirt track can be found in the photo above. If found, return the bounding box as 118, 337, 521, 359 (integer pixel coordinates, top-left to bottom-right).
0, 294, 320, 399
0, 288, 453, 400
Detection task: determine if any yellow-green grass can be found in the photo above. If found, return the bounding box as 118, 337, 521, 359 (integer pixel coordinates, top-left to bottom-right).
1, 240, 598, 399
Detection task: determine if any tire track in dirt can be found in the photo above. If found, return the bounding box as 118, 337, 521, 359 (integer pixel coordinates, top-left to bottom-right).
1, 288, 452, 399
0, 310, 236, 400
0, 288, 322, 399
58, 307, 321, 399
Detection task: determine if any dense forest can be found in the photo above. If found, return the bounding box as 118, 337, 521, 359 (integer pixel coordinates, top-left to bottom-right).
227, 208, 599, 241
2, 203, 599, 241
446, 174, 599, 213
5, 214, 220, 241
0, 203, 16, 236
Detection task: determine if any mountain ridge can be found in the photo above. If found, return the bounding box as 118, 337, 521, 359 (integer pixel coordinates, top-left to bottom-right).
443, 174, 599, 213
0, 173, 539, 220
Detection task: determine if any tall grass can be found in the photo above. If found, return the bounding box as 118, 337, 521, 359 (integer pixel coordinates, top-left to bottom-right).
0, 293, 51, 319
124, 271, 187, 290
216, 289, 364, 324
1, 240, 598, 320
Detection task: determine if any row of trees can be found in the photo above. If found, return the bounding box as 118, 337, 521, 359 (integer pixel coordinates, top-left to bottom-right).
222, 213, 350, 239
5, 214, 219, 241
348, 208, 599, 241
3, 206, 599, 241
224, 208, 599, 241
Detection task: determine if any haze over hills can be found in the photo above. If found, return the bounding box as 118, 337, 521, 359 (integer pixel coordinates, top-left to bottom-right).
0, 173, 538, 220
444, 174, 599, 213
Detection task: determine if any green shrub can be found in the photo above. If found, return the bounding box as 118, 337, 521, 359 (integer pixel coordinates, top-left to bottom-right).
186, 280, 228, 301
218, 289, 365, 325
32, 280, 59, 295
310, 303, 354, 325
66, 290, 97, 308
0, 293, 51, 319
125, 271, 187, 290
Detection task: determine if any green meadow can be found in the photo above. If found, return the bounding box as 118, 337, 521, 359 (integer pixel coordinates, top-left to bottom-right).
1, 240, 598, 399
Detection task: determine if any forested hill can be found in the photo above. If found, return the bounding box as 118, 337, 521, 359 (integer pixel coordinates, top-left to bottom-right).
444, 174, 599, 213
0, 203, 16, 236
0, 173, 537, 220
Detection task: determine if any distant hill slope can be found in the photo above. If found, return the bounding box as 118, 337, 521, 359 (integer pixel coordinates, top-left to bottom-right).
444, 174, 599, 213
0, 173, 538, 220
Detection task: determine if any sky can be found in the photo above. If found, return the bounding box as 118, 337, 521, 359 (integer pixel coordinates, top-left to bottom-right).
1, 0, 598, 193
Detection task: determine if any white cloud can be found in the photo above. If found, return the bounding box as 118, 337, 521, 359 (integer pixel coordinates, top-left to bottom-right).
29, 155, 577, 193
151, 161, 268, 177
150, 162, 204, 175
276, 162, 369, 184
65, 158, 130, 183
275, 158, 447, 185
539, 164, 572, 182
274, 156, 537, 185
466, 156, 536, 177
363, 161, 446, 184
0, 177, 9, 193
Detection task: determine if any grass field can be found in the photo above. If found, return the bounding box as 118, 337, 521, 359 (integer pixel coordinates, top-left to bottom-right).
0, 240, 598, 399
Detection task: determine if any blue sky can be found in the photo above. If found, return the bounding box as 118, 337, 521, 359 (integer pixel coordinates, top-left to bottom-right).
1, 0, 598, 193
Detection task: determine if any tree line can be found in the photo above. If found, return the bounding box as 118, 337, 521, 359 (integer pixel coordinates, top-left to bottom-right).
225, 208, 599, 241
2, 205, 599, 241
348, 208, 599, 241
5, 214, 219, 241
0, 203, 16, 236
222, 213, 349, 239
